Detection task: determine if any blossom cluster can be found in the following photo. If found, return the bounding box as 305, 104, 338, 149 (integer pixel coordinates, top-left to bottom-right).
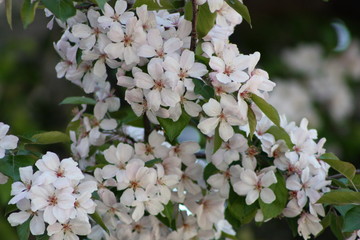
0, 0, 339, 239
7, 152, 97, 239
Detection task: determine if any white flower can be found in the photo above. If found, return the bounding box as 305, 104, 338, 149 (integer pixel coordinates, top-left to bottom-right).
135, 60, 180, 111
163, 49, 208, 91
104, 17, 146, 65
35, 152, 84, 189
102, 143, 134, 179
297, 212, 323, 240
138, 28, 182, 59
233, 169, 277, 205
47, 218, 92, 240
96, 190, 132, 229
197, 96, 245, 141
30, 185, 75, 224
0, 122, 19, 158
8, 199, 45, 235
9, 166, 41, 204
97, 0, 134, 28
209, 48, 249, 84
186, 193, 225, 230
72, 9, 104, 50
134, 130, 169, 161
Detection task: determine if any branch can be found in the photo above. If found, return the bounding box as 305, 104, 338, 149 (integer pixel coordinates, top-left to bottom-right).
143, 115, 151, 142
195, 152, 206, 159
327, 169, 360, 180
190, 0, 198, 51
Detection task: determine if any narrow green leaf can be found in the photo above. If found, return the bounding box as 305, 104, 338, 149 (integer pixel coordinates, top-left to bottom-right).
251, 94, 281, 127
5, 0, 12, 29
193, 78, 214, 99
95, 0, 108, 9
158, 112, 191, 142
320, 153, 356, 180
317, 191, 360, 205
90, 212, 110, 234
259, 171, 288, 219
266, 125, 294, 149
203, 163, 220, 182
343, 206, 360, 232
17, 218, 30, 240
145, 158, 162, 167
213, 127, 222, 153
59, 96, 96, 105
133, 0, 175, 10
247, 107, 256, 140
31, 131, 70, 144
225, 0, 251, 27
162, 201, 175, 228
197, 3, 217, 39
41, 0, 76, 22
21, 0, 39, 29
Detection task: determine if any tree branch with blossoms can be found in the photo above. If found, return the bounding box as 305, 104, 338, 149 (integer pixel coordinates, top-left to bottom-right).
0, 0, 360, 240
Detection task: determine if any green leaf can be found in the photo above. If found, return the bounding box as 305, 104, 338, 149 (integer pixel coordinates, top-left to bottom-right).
17, 218, 30, 240
321, 211, 332, 229
95, 0, 108, 9
330, 213, 345, 240
36, 234, 50, 240
193, 78, 214, 99
21, 0, 39, 29
317, 191, 360, 205
259, 171, 288, 219
343, 206, 360, 232
90, 212, 110, 234
203, 163, 220, 182
228, 187, 258, 224
31, 131, 70, 144
184, 0, 192, 21
145, 158, 162, 167
225, 0, 251, 27
59, 96, 96, 105
0, 155, 36, 181
335, 205, 356, 216
320, 153, 356, 180
286, 217, 299, 237
5, 0, 12, 29
158, 112, 191, 142
266, 125, 294, 149
133, 0, 175, 10
162, 201, 175, 229
41, 0, 76, 22
213, 127, 222, 153
197, 3, 217, 39
247, 107, 256, 140
4, 204, 18, 216
251, 94, 280, 127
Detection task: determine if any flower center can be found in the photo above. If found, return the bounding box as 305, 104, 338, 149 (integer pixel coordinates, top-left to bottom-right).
48, 195, 58, 206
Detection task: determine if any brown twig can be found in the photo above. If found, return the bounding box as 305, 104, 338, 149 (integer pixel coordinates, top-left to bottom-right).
190, 0, 198, 51
195, 152, 206, 159
143, 115, 151, 142
327, 169, 360, 180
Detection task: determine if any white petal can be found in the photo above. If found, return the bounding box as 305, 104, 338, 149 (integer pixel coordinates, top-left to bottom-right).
260, 188, 276, 204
